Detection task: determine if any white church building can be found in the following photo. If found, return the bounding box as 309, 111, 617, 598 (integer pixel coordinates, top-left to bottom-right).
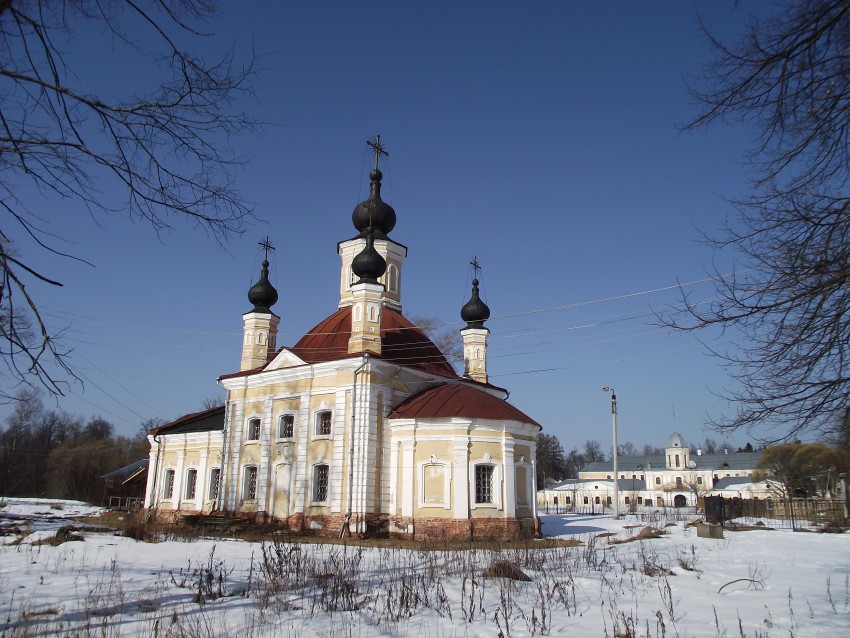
143, 140, 541, 541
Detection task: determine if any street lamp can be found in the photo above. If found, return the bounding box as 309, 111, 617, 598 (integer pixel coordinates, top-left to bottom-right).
602, 386, 620, 519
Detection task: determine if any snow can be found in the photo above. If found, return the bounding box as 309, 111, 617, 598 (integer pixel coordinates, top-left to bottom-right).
1, 502, 848, 637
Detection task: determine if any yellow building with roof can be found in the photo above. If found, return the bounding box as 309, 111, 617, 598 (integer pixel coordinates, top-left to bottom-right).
144, 140, 541, 540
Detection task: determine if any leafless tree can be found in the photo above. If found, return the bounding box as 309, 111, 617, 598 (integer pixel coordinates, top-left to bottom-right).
409, 314, 463, 370
0, 1, 256, 400
663, 1, 850, 440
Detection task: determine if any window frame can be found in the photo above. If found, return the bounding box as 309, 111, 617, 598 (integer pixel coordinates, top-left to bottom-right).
311, 463, 330, 504
314, 410, 332, 438
163, 469, 175, 499
208, 468, 221, 501
242, 465, 258, 501
474, 464, 495, 505
277, 413, 295, 440
246, 417, 261, 442
185, 468, 197, 500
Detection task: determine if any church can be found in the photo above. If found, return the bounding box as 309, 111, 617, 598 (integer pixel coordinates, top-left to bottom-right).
143, 139, 541, 540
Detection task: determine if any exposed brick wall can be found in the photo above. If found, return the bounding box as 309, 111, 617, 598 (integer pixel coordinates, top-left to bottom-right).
145, 507, 536, 542
390, 515, 537, 542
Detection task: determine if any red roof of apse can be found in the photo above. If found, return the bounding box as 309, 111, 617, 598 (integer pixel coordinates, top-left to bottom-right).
389, 383, 540, 428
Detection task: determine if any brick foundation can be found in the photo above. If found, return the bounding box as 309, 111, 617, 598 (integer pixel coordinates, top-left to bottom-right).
390, 516, 537, 542
144, 508, 536, 542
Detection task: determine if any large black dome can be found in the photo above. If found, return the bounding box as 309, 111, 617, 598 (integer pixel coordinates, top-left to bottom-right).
247, 259, 278, 313
461, 279, 490, 328
352, 169, 396, 236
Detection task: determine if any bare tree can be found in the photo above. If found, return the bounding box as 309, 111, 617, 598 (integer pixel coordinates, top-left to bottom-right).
0, 1, 256, 399
409, 314, 463, 370
663, 1, 850, 440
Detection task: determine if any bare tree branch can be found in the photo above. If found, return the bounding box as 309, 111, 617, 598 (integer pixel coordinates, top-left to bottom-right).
0, 0, 257, 398
662, 1, 850, 440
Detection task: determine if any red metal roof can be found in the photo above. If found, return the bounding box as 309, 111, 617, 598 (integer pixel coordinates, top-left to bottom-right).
288, 306, 457, 377
389, 383, 540, 428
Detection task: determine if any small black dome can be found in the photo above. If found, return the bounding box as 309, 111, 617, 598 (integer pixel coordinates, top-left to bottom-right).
461, 279, 490, 328
351, 228, 387, 284
247, 259, 278, 312
352, 169, 396, 236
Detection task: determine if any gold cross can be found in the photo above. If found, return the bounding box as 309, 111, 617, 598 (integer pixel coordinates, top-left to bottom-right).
367, 134, 389, 171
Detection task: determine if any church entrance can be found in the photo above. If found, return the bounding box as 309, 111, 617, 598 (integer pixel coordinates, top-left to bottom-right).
674, 494, 687, 508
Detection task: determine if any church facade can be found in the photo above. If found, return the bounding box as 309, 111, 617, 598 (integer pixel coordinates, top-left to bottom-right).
143, 145, 541, 540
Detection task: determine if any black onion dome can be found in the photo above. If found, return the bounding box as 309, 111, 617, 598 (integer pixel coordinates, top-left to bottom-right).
461, 279, 490, 328
247, 259, 278, 312
351, 228, 387, 284
352, 169, 396, 237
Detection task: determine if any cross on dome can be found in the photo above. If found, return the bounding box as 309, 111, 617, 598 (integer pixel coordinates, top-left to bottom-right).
367, 134, 389, 171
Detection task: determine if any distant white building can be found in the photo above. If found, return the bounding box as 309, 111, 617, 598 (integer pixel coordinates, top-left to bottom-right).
540, 432, 764, 512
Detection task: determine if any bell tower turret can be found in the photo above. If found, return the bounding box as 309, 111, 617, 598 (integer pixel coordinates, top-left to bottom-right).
240, 237, 280, 371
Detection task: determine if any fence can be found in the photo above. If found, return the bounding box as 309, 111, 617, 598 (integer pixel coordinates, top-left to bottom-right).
108, 496, 143, 512
704, 495, 846, 529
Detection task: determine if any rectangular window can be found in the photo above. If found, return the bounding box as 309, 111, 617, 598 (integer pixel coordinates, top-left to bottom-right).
675, 454, 680, 468
315, 410, 332, 436
208, 468, 221, 501
313, 464, 329, 502
565, 496, 571, 504
474, 465, 495, 504
278, 414, 294, 439
583, 496, 589, 504
247, 418, 261, 441
696, 476, 703, 485
243, 466, 258, 501
624, 496, 630, 504
595, 496, 600, 504
655, 476, 661, 485
637, 497, 643, 505
676, 476, 682, 486
163, 469, 175, 499
185, 469, 197, 500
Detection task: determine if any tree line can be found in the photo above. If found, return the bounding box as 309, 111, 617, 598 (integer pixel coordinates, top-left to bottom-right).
0, 390, 154, 503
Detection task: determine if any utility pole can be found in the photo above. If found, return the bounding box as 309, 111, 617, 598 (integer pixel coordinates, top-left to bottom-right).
603, 386, 620, 519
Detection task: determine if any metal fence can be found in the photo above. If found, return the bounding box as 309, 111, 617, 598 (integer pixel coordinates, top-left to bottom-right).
704, 495, 846, 529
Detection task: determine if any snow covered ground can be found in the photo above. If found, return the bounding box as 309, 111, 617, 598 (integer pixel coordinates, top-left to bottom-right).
0, 498, 848, 637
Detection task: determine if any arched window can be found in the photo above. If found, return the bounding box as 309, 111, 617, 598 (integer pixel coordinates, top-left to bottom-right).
208, 468, 221, 501
185, 469, 197, 500
278, 414, 294, 439
163, 469, 175, 499
474, 464, 495, 504
387, 264, 398, 292
243, 466, 258, 501
247, 418, 261, 441
312, 464, 329, 502
315, 410, 332, 437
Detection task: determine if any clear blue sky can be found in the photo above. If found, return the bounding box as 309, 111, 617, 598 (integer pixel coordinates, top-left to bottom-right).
7, 2, 774, 452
